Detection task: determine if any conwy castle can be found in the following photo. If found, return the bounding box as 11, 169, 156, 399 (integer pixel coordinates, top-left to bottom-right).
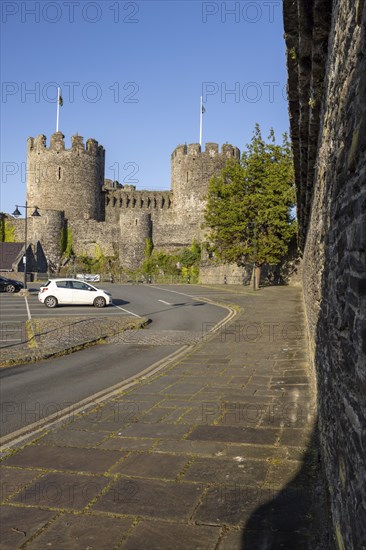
4, 132, 240, 272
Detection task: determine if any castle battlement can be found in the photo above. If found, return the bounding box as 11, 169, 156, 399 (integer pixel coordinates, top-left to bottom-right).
27, 132, 105, 157
106, 189, 173, 210
171, 142, 240, 160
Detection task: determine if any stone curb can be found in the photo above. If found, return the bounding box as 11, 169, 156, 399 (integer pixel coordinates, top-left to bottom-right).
0, 317, 150, 369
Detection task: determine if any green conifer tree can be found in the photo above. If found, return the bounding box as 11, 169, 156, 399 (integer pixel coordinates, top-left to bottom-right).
204, 124, 297, 287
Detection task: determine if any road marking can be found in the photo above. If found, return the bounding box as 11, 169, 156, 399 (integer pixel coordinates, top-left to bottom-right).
158, 299, 172, 306
0, 312, 132, 319
149, 286, 196, 299
112, 303, 141, 317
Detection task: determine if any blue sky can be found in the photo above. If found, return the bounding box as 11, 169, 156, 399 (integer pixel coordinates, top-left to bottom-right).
1, 0, 288, 214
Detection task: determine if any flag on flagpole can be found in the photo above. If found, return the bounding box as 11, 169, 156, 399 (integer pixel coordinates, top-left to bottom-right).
56, 87, 62, 132
199, 96, 205, 146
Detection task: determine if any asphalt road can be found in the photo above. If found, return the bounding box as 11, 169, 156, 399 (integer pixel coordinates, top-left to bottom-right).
0, 284, 228, 437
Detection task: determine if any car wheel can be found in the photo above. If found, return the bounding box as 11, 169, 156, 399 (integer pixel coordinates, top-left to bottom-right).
94, 296, 106, 308
6, 284, 16, 293
45, 296, 58, 308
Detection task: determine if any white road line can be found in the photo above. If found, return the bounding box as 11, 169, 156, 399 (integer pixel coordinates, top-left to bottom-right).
148, 286, 196, 299
112, 303, 141, 317
158, 299, 172, 306
0, 312, 130, 318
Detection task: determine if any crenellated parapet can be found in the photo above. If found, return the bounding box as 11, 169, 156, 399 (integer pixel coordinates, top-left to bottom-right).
105, 189, 173, 211
27, 132, 104, 158
171, 142, 240, 160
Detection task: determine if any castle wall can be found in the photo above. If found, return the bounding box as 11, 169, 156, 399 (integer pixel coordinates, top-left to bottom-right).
105, 188, 201, 254
27, 132, 105, 222
69, 220, 119, 258
105, 190, 173, 224
284, 1, 366, 547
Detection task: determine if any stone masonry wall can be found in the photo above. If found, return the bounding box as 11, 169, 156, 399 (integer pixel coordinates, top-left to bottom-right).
284, 1, 366, 548
71, 220, 119, 258
200, 263, 246, 285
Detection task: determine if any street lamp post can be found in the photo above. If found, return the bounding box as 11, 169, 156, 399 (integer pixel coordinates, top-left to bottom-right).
253, 222, 257, 291
247, 221, 258, 291
12, 202, 40, 289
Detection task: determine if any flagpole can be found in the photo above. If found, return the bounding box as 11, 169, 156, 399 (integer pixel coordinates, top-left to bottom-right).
56, 87, 60, 132
199, 96, 203, 146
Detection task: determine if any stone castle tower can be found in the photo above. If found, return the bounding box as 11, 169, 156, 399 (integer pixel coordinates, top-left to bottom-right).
26, 132, 105, 222
16, 133, 240, 271
171, 142, 240, 226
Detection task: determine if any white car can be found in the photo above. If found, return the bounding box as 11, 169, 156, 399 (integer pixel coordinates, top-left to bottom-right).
38, 279, 112, 308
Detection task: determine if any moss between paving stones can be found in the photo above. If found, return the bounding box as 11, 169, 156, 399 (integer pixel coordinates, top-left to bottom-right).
0, 316, 149, 368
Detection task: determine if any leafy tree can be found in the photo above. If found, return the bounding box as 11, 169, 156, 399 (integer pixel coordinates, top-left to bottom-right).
0, 217, 15, 242
204, 124, 296, 286
141, 242, 201, 283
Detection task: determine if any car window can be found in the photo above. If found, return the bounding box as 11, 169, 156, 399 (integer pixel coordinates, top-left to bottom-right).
56, 281, 71, 289
71, 281, 90, 291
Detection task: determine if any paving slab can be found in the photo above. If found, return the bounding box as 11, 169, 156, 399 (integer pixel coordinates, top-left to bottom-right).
154, 439, 227, 456
187, 425, 279, 445
2, 445, 123, 474
92, 478, 203, 520
0, 505, 57, 550
110, 452, 189, 479
37, 428, 111, 448
24, 512, 133, 550
9, 471, 109, 510
116, 422, 190, 439
121, 520, 221, 549
194, 485, 274, 526
0, 467, 43, 502
183, 457, 268, 485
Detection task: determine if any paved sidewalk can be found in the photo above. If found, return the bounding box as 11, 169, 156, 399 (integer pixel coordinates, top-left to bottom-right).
0, 286, 330, 549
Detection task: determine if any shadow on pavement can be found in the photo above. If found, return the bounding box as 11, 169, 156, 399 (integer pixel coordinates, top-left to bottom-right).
241, 421, 332, 549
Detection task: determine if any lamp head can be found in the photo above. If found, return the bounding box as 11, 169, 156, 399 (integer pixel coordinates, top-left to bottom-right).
31, 207, 41, 217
